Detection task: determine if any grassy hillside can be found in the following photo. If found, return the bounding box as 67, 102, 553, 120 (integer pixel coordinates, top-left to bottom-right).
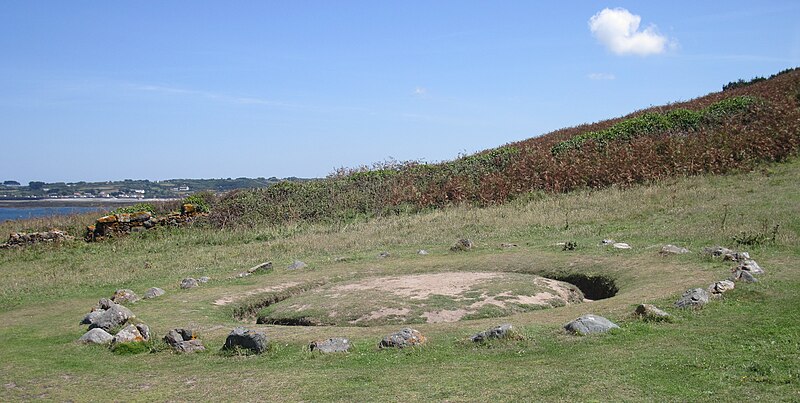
0, 156, 798, 401
210, 68, 800, 227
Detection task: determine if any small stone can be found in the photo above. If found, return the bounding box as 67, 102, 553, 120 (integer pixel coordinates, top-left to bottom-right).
135, 323, 151, 341
80, 310, 104, 325
674, 288, 710, 309
198, 276, 210, 283
564, 314, 620, 335
730, 268, 759, 283
180, 278, 199, 289
635, 304, 671, 321
143, 287, 165, 299
500, 243, 518, 248
173, 339, 206, 353
612, 243, 632, 250
287, 260, 307, 270
164, 329, 204, 353
377, 251, 390, 258
600, 239, 615, 246
708, 280, 735, 296
660, 244, 690, 255
378, 328, 426, 349
471, 323, 514, 342
247, 261, 273, 273
78, 328, 113, 344
417, 249, 429, 255
88, 303, 135, 331
450, 239, 474, 252
222, 327, 269, 354
111, 289, 139, 304
309, 337, 351, 353
738, 259, 764, 274
112, 324, 145, 344
97, 298, 114, 310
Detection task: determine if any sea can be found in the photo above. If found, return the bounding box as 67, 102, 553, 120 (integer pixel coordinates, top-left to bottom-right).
0, 206, 106, 222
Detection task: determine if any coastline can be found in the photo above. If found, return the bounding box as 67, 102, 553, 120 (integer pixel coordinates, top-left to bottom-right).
0, 198, 178, 208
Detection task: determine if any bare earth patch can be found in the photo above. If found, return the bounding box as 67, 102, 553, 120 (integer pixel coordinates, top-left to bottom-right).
257, 272, 585, 326
331, 272, 501, 299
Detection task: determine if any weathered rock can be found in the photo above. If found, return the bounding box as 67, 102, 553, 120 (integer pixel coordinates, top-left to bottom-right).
674, 288, 710, 309
198, 276, 210, 283
111, 289, 139, 304
471, 323, 514, 342
702, 246, 750, 262
377, 251, 391, 258
164, 328, 205, 353
135, 323, 151, 341
287, 260, 307, 270
635, 304, 671, 321
88, 303, 135, 331
500, 243, 518, 248
450, 239, 474, 252
708, 280, 735, 296
309, 337, 351, 353
78, 328, 113, 344
731, 268, 759, 283
378, 328, 426, 349
660, 244, 690, 255
612, 242, 632, 250
600, 239, 615, 246
738, 259, 764, 274
97, 298, 114, 310
223, 327, 269, 354
80, 310, 104, 325
417, 249, 429, 255
1, 230, 74, 248
247, 261, 273, 274
143, 287, 165, 299
112, 324, 146, 344
564, 314, 620, 335
173, 339, 206, 353
725, 251, 751, 262
180, 278, 199, 289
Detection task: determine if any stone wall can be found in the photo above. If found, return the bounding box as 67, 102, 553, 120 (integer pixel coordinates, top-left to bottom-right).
85, 203, 206, 241
1, 230, 74, 248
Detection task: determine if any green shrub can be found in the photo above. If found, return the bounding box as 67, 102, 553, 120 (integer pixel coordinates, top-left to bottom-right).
113, 203, 156, 215
183, 191, 216, 213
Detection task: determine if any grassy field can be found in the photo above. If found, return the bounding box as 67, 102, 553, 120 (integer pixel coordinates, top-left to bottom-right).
0, 160, 798, 401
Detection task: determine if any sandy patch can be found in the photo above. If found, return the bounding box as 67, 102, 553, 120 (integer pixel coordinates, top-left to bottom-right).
332, 272, 500, 300
421, 309, 469, 323
212, 281, 300, 306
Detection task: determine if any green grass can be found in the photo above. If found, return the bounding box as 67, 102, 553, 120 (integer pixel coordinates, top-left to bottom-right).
0, 160, 799, 401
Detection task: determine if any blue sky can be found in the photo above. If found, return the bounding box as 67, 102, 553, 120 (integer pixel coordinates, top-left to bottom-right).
2, 1, 799, 183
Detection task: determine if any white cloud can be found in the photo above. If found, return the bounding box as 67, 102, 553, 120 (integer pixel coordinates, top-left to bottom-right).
589, 8, 671, 56
587, 72, 616, 80
413, 87, 428, 97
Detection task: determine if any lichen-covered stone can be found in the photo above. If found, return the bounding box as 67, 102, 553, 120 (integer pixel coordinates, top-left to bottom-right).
660, 244, 690, 255
378, 328, 426, 348
112, 324, 145, 344
180, 278, 199, 289
143, 287, 165, 299
708, 280, 735, 296
450, 239, 474, 252
674, 288, 709, 309
309, 337, 351, 353
564, 314, 619, 335
635, 304, 671, 321
471, 323, 514, 342
738, 259, 764, 274
111, 289, 139, 304
164, 328, 205, 353
88, 303, 135, 331
222, 327, 269, 354
731, 268, 759, 283
287, 260, 307, 270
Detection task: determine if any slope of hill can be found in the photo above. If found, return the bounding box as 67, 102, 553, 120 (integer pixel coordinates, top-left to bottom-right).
211, 68, 800, 227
